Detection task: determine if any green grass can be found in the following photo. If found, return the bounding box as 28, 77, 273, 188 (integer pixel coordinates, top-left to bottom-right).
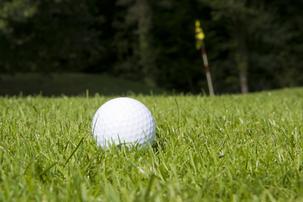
0, 88, 303, 201
0, 73, 161, 96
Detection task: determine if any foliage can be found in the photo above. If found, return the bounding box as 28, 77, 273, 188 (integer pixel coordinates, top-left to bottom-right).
0, 0, 36, 31
0, 0, 100, 72
204, 0, 292, 92
0, 0, 302, 93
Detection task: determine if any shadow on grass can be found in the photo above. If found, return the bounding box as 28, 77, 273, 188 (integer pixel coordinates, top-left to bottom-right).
0, 73, 164, 96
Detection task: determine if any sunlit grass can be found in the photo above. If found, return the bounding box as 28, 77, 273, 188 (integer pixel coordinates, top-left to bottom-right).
0, 88, 303, 201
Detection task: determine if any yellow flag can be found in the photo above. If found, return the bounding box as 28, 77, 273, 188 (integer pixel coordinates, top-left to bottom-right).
195, 20, 205, 49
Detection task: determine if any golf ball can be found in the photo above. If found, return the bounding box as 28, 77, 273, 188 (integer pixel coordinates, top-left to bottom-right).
92, 97, 156, 148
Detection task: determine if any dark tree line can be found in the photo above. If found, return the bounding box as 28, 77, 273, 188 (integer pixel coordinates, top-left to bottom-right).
0, 0, 302, 93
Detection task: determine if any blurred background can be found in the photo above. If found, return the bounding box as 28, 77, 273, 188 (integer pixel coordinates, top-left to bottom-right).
0, 0, 302, 95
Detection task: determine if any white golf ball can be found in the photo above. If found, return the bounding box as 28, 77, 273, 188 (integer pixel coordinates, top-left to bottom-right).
92, 97, 156, 148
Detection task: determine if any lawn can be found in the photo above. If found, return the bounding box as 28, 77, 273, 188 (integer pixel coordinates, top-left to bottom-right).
0, 73, 161, 96
0, 88, 303, 201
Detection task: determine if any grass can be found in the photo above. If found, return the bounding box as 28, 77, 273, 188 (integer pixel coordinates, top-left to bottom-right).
0, 73, 161, 96
0, 88, 303, 201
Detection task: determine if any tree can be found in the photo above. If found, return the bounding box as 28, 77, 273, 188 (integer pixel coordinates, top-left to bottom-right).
0, 0, 302, 93
151, 0, 204, 92
0, 0, 101, 73
0, 0, 36, 31
0, 0, 37, 72
268, 0, 303, 88
113, 0, 155, 84
205, 0, 289, 93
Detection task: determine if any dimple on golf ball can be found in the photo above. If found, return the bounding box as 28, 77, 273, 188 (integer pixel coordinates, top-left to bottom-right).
92, 97, 156, 148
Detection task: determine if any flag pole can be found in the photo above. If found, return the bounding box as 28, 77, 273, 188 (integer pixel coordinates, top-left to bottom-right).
201, 45, 214, 96
195, 20, 215, 96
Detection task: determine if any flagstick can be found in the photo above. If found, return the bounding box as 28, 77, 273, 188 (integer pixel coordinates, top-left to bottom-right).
201, 45, 215, 96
